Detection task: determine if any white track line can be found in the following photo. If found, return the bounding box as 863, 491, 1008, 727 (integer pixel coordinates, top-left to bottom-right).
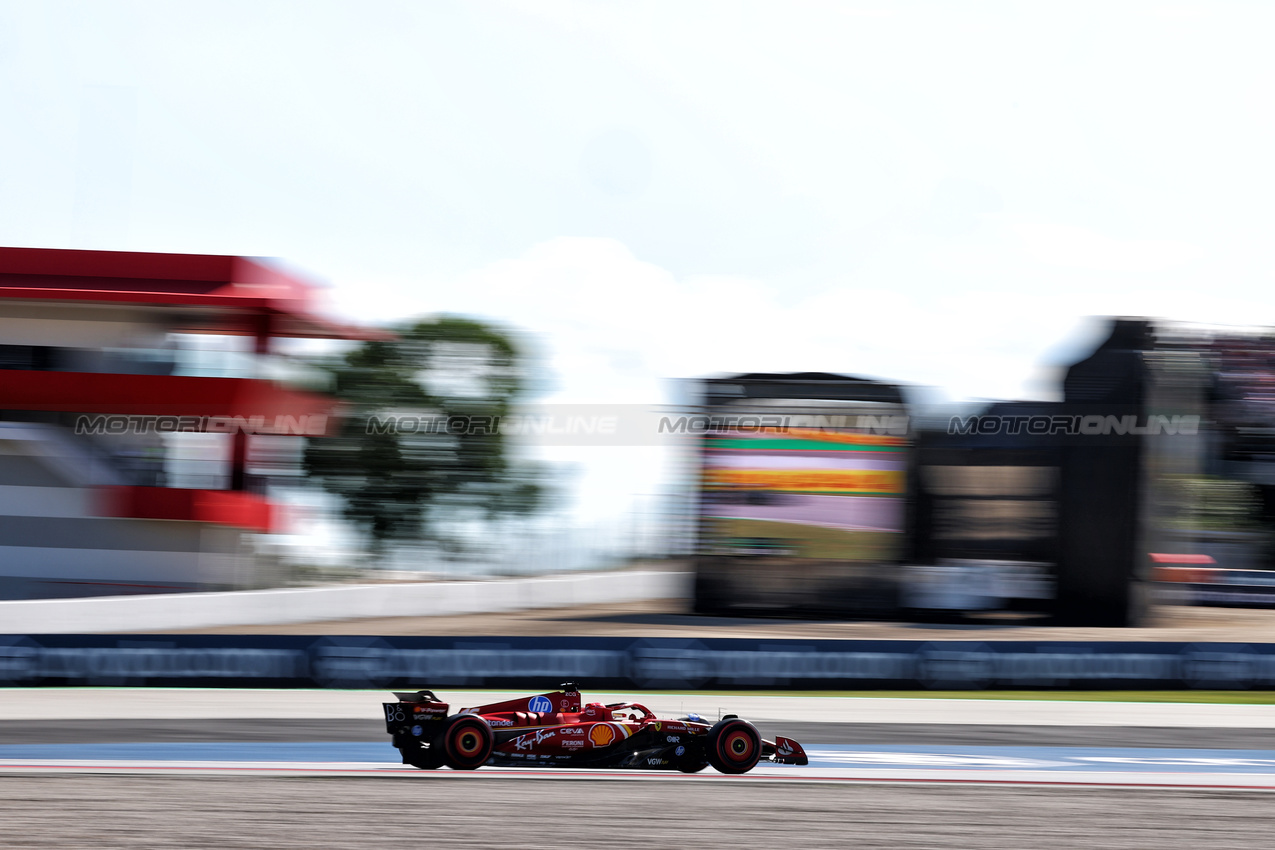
3, 760, 1275, 790
7, 689, 1275, 727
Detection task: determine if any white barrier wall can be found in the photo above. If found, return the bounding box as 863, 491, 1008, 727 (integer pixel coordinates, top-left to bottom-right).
0, 570, 693, 634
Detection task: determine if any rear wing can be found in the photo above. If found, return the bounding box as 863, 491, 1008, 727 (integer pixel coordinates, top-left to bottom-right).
384, 690, 450, 732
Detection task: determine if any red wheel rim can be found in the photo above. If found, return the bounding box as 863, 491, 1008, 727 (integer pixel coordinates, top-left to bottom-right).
452, 724, 484, 757
720, 728, 756, 763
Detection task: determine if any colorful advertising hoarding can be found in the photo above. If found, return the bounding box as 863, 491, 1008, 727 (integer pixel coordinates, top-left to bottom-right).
699, 427, 908, 563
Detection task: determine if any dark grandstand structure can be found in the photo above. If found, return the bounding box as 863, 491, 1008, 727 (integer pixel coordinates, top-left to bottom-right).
692, 318, 1269, 627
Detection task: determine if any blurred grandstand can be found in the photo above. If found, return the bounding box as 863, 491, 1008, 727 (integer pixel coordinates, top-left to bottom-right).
691, 318, 1275, 626
5, 246, 1275, 629
0, 247, 379, 598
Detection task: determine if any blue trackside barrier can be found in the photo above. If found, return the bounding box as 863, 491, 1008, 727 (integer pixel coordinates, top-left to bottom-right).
3, 636, 1275, 690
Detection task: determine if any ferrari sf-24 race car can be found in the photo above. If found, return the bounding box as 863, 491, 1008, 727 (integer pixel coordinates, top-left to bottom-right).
383, 683, 808, 774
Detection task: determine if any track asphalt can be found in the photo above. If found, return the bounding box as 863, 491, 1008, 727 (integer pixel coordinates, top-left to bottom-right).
3, 689, 1275, 789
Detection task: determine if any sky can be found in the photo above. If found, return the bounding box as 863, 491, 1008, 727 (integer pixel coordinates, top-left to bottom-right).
2, 0, 1273, 527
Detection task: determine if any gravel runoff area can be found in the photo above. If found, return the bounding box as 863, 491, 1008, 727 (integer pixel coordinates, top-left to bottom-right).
150, 599, 1275, 641
0, 775, 1271, 850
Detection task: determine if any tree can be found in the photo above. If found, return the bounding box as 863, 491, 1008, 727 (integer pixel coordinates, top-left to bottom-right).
303, 315, 550, 560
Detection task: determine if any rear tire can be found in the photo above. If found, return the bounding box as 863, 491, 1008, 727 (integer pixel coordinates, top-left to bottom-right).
439, 716, 494, 770
707, 718, 762, 775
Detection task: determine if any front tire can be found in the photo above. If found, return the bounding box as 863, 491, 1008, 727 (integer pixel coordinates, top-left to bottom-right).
439, 716, 494, 770
707, 718, 761, 775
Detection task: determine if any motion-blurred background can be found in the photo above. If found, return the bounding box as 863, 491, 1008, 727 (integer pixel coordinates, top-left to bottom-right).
2, 2, 1274, 630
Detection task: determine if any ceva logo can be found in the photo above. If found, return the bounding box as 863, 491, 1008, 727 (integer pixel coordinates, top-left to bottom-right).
528, 695, 553, 713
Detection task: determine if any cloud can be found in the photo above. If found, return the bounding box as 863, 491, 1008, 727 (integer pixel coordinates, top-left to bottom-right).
333, 236, 1085, 403
328, 229, 1275, 520
1010, 219, 1204, 273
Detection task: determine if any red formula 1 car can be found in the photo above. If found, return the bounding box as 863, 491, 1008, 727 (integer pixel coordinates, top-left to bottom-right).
383, 682, 808, 774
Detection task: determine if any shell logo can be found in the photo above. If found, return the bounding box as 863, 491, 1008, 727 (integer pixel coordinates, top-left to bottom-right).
589, 724, 616, 747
